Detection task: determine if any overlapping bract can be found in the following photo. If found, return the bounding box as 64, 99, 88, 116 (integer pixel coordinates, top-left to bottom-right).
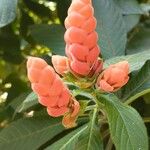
52, 55, 69, 76
27, 57, 71, 117
64, 0, 102, 76
96, 61, 129, 92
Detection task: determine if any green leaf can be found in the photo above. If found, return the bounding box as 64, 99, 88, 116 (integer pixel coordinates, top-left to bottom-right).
46, 109, 103, 150
17, 92, 38, 112
123, 15, 140, 32
141, 3, 150, 14
0, 117, 65, 150
9, 93, 29, 111
127, 26, 150, 54
30, 24, 65, 55
0, 0, 17, 27
104, 50, 150, 73
115, 0, 143, 15
93, 0, 127, 59
114, 0, 142, 32
45, 124, 88, 150
121, 60, 150, 103
97, 94, 148, 150
76, 109, 103, 150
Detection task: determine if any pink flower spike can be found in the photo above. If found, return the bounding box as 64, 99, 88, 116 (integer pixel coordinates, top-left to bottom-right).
27, 57, 72, 117
64, 0, 102, 77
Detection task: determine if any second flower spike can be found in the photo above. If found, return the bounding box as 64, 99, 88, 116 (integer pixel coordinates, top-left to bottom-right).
27, 57, 80, 121
64, 0, 102, 77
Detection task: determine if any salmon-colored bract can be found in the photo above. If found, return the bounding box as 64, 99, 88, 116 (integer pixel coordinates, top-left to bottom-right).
96, 61, 129, 92
64, 0, 102, 76
27, 57, 71, 117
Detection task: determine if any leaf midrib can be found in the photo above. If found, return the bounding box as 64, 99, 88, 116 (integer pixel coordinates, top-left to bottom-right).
60, 125, 88, 150
108, 104, 135, 150
86, 109, 97, 150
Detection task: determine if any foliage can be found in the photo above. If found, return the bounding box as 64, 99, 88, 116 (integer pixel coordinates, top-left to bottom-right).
0, 0, 150, 149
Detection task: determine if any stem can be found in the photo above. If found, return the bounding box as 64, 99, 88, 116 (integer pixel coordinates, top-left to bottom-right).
105, 137, 113, 150
124, 98, 137, 105
124, 89, 150, 105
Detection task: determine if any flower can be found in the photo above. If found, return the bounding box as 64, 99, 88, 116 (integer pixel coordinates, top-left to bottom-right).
62, 99, 80, 128
52, 55, 69, 76
27, 57, 71, 117
64, 0, 102, 77
96, 61, 129, 92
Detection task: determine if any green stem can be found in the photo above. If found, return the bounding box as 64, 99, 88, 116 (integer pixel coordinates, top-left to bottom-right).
124, 89, 150, 105
124, 98, 137, 105
85, 105, 97, 111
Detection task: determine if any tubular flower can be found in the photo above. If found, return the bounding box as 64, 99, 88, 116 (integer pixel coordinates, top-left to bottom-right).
62, 99, 80, 128
64, 0, 102, 77
96, 61, 129, 92
27, 57, 72, 117
52, 55, 69, 76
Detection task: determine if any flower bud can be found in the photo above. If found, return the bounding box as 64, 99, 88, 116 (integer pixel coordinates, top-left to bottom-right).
96, 61, 129, 92
52, 55, 69, 75
62, 99, 80, 128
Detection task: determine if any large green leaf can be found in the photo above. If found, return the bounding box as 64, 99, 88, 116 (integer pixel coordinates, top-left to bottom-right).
93, 0, 126, 59
46, 109, 103, 150
0, 117, 64, 150
121, 60, 150, 103
104, 50, 150, 73
45, 124, 88, 150
0, 116, 88, 150
9, 93, 29, 111
114, 0, 142, 32
30, 24, 65, 55
127, 26, 150, 54
123, 15, 140, 32
115, 0, 143, 15
0, 0, 17, 27
97, 94, 148, 150
17, 92, 38, 112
